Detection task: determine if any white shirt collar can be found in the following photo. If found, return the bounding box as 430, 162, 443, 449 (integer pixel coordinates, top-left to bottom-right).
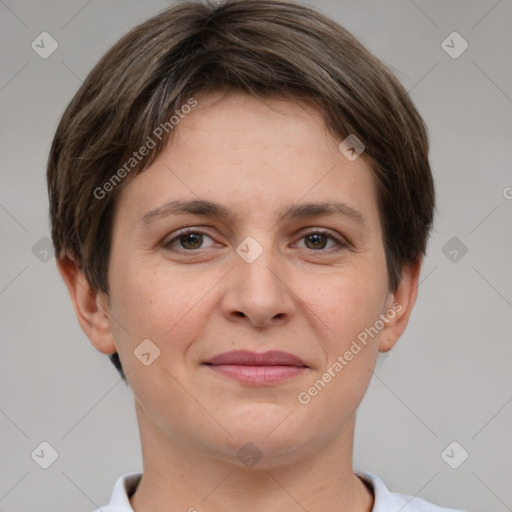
93, 471, 466, 512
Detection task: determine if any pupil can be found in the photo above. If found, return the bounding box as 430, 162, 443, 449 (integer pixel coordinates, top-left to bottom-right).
178, 233, 328, 250
306, 233, 326, 249
181, 233, 202, 249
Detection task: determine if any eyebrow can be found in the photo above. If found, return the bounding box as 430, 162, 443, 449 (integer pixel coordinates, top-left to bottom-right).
139, 199, 368, 229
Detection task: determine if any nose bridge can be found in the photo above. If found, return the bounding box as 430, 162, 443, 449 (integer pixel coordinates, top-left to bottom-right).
223, 233, 295, 327
237, 234, 284, 300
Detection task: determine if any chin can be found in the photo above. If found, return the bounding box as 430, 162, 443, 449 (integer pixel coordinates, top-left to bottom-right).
205, 419, 313, 468
211, 436, 311, 471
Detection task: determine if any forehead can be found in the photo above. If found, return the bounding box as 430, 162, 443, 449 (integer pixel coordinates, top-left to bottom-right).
176, 89, 334, 157
114, 90, 380, 231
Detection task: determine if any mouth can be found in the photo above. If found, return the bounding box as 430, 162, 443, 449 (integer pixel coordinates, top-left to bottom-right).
202, 350, 309, 385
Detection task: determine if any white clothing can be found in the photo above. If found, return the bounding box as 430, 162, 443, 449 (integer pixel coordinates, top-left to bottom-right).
91, 471, 467, 511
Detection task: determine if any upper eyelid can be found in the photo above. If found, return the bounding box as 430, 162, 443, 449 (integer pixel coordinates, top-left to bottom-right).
164, 226, 346, 249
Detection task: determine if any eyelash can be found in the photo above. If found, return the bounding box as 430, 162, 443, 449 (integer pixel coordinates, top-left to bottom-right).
162, 227, 348, 253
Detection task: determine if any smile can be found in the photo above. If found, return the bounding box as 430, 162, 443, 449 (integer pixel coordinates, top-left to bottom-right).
203, 350, 309, 385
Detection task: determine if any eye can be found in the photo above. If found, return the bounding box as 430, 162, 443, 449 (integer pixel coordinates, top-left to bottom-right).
163, 228, 217, 251
162, 227, 347, 253
295, 230, 346, 251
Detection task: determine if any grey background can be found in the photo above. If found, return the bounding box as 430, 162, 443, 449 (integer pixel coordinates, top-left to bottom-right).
1, 0, 511, 511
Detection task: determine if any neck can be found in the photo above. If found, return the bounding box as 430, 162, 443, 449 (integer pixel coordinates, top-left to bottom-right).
129, 402, 374, 512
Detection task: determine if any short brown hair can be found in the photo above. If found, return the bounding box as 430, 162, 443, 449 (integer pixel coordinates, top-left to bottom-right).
47, 0, 434, 381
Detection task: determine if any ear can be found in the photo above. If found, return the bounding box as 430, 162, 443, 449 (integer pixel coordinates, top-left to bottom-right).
378, 260, 422, 353
57, 256, 117, 355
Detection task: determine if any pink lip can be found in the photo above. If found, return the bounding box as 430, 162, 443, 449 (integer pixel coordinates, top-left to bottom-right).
203, 350, 308, 385
204, 350, 307, 366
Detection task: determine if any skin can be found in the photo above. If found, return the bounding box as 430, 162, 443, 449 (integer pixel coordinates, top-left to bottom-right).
58, 89, 421, 512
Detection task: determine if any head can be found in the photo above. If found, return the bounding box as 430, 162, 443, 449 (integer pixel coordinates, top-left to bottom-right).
48, 0, 433, 464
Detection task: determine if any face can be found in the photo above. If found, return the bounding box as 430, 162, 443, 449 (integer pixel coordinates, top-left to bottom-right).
76, 90, 417, 466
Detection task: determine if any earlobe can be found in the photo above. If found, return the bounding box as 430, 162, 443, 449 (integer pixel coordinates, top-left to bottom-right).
56, 256, 117, 355
378, 260, 422, 353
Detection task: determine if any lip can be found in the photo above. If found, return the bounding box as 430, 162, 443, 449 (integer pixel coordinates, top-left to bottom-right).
203, 350, 308, 385
204, 350, 307, 367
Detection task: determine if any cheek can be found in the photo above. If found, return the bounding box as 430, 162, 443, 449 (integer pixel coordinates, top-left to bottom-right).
306, 261, 389, 350
106, 265, 214, 409
108, 262, 218, 360
295, 270, 387, 430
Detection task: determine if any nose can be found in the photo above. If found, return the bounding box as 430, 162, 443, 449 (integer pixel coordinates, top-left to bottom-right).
221, 247, 296, 329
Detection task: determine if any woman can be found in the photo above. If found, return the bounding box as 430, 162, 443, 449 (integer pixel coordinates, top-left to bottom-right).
47, 1, 467, 510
